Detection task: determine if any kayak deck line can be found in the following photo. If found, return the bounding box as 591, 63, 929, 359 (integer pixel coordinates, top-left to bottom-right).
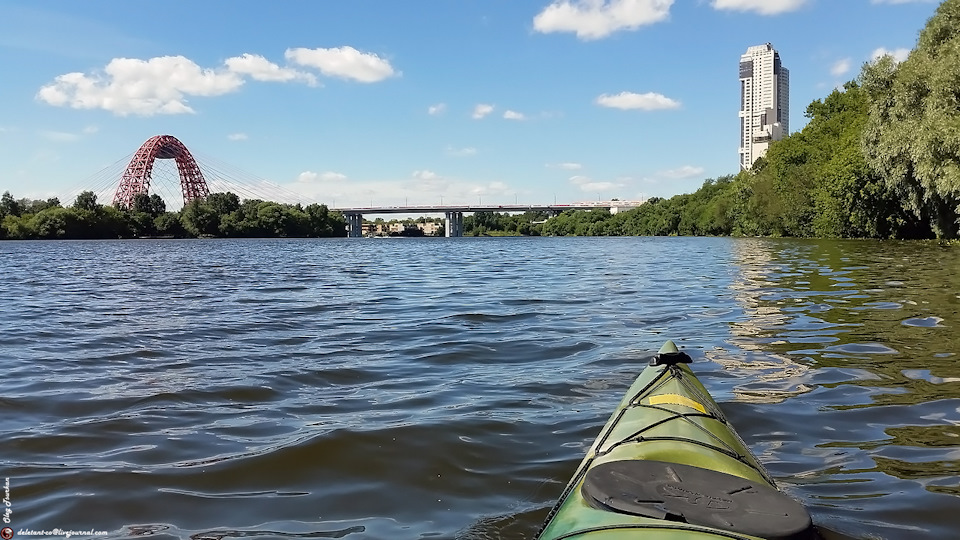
592, 363, 773, 485
536, 341, 816, 540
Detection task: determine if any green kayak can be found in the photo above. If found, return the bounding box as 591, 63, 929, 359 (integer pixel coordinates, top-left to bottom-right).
536, 341, 816, 540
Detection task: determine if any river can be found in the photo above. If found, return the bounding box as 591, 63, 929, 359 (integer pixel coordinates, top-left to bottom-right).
1, 237, 958, 539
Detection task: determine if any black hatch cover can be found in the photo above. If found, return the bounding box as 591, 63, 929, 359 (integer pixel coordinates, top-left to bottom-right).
581, 460, 815, 540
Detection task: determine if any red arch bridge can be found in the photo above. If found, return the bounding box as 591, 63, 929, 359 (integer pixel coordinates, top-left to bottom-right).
113, 135, 209, 208
94, 134, 305, 211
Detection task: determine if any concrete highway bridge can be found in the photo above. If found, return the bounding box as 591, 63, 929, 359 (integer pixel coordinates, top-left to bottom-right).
333, 202, 643, 237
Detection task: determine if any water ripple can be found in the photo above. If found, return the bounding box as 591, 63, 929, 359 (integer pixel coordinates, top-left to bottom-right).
1, 237, 958, 539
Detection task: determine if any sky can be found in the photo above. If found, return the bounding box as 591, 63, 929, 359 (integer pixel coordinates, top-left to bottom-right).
0, 0, 944, 210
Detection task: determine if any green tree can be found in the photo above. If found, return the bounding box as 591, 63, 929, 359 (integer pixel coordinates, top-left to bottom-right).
2, 214, 33, 239
32, 207, 73, 239
206, 192, 241, 216
861, 0, 960, 238
180, 199, 220, 237
73, 191, 100, 212
255, 201, 287, 236
131, 193, 152, 214
1, 191, 21, 218
154, 212, 186, 236
148, 194, 166, 216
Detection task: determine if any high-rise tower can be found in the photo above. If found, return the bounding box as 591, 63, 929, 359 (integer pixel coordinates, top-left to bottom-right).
739, 43, 789, 170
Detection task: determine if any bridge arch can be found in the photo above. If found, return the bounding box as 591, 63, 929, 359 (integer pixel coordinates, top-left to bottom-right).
113, 134, 209, 208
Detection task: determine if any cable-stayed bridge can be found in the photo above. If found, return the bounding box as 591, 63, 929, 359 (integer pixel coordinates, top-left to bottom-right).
69, 134, 644, 236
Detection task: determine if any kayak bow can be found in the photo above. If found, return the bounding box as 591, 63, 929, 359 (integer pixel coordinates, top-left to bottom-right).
536, 341, 815, 540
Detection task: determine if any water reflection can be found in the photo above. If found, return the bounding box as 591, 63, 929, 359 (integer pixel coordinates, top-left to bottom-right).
726, 239, 960, 538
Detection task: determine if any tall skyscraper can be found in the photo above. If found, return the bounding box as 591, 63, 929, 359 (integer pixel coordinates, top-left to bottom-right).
739, 43, 789, 170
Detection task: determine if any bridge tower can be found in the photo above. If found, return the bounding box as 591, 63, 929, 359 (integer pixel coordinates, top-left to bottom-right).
113, 134, 210, 208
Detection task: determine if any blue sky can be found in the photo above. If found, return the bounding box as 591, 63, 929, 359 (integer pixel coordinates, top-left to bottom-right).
0, 0, 942, 210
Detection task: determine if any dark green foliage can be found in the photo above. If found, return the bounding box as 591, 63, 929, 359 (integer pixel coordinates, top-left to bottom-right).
180, 195, 345, 238
154, 212, 186, 237
0, 191, 346, 240
463, 211, 546, 236
1, 191, 22, 218
73, 191, 99, 212
862, 0, 960, 238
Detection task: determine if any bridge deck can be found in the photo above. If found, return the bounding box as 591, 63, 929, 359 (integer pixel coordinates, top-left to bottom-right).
332, 203, 641, 214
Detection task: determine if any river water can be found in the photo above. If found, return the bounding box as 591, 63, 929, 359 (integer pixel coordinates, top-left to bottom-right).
1, 237, 958, 540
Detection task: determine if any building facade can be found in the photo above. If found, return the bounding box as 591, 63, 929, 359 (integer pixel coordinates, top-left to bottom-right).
739, 43, 789, 170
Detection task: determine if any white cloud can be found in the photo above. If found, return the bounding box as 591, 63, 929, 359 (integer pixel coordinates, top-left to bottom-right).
298, 170, 347, 183
297, 171, 319, 183
410, 170, 450, 192
830, 58, 852, 77
472, 103, 495, 119
596, 91, 680, 110
659, 165, 704, 179
281, 171, 522, 207
40, 130, 79, 142
871, 47, 911, 63
569, 175, 622, 193
428, 103, 447, 115
321, 172, 348, 181
446, 146, 477, 157
286, 46, 396, 83
533, 0, 673, 40
503, 110, 526, 120
37, 55, 244, 116
227, 133, 248, 141
225, 53, 318, 86
37, 48, 392, 116
412, 170, 439, 181
711, 0, 808, 15
470, 181, 511, 196
39, 125, 100, 142
549, 162, 583, 170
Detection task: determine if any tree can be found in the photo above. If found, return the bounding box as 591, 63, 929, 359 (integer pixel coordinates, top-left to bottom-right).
73, 191, 100, 212
154, 212, 185, 237
206, 192, 241, 216
148, 194, 166, 216
1, 191, 21, 218
180, 199, 220, 237
255, 201, 287, 236
131, 193, 152, 214
33, 207, 73, 239
861, 0, 960, 238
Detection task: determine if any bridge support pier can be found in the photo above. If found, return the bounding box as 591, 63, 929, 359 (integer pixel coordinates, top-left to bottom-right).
346, 213, 363, 237
445, 211, 464, 237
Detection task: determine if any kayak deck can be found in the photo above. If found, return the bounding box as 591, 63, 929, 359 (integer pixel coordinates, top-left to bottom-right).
536, 342, 815, 540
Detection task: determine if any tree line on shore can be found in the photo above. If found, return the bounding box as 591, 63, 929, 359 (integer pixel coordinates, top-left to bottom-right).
0, 191, 346, 240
